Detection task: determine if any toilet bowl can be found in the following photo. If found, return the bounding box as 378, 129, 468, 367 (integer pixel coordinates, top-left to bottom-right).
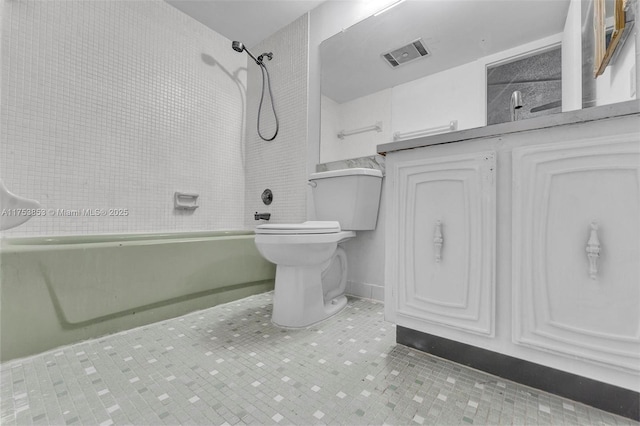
254, 168, 383, 328
255, 221, 355, 327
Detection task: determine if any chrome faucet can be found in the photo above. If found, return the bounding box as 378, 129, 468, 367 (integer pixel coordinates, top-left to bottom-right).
254, 212, 271, 221
510, 90, 523, 121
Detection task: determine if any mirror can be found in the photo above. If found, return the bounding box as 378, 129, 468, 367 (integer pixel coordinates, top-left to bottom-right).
594, 0, 632, 77
319, 0, 571, 162
319, 0, 637, 163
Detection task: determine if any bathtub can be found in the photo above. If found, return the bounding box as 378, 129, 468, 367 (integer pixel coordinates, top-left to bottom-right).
0, 231, 275, 361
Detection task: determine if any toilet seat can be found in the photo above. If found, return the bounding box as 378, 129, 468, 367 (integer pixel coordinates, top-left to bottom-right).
255, 229, 355, 245
255, 221, 341, 235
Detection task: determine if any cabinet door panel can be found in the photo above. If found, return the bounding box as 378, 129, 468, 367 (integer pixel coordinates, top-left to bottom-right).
513, 136, 640, 372
545, 167, 639, 338
396, 152, 496, 336
411, 177, 469, 308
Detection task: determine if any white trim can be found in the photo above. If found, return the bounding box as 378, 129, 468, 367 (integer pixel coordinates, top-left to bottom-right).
482, 33, 563, 69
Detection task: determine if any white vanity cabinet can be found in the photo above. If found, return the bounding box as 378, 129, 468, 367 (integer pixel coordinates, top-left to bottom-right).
512, 136, 640, 372
383, 110, 640, 394
388, 151, 496, 336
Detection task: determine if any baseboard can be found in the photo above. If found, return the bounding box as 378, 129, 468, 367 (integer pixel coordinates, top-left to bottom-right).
346, 280, 384, 301
397, 326, 639, 421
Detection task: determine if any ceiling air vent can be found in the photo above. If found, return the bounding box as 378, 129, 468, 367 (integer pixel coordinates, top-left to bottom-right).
381, 38, 430, 68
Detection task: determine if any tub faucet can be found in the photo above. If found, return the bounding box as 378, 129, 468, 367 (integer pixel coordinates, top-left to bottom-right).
254, 212, 271, 221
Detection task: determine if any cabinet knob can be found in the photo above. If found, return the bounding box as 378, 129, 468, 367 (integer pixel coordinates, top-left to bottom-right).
585, 222, 601, 280
434, 220, 444, 263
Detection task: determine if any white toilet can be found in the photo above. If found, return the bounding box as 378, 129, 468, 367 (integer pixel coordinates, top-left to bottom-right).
254, 168, 383, 328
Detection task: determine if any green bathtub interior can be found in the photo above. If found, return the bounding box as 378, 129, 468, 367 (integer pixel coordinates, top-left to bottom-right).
0, 231, 275, 362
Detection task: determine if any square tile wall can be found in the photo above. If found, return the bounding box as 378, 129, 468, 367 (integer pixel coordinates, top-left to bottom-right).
1, 0, 247, 236
244, 15, 309, 228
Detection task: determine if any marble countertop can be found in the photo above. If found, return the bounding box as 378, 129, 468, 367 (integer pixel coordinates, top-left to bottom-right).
377, 100, 640, 155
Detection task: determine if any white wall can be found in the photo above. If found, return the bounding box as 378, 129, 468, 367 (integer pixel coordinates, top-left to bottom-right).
561, 0, 638, 107
392, 61, 486, 135
637, 0, 640, 97
244, 15, 309, 227
595, 27, 637, 105
320, 95, 340, 162
320, 59, 487, 165
0, 0, 247, 236
320, 90, 392, 163
308, 0, 388, 43
342, 184, 386, 301
562, 0, 583, 111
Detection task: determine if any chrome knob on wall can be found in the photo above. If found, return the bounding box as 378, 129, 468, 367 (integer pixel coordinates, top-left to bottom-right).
261, 189, 273, 205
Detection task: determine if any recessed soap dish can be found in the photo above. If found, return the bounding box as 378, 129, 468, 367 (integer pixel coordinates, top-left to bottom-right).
174, 192, 199, 210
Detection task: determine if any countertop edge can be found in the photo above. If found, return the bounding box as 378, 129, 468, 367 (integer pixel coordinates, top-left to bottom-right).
377, 100, 640, 155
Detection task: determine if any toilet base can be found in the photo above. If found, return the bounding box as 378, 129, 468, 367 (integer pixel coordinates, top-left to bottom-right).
271, 264, 348, 328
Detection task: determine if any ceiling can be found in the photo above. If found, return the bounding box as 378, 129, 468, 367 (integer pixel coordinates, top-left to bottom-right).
165, 0, 572, 104
165, 0, 324, 48
321, 0, 572, 103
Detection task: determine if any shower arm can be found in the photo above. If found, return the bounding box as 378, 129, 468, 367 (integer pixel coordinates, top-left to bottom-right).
245, 49, 261, 65
242, 47, 273, 66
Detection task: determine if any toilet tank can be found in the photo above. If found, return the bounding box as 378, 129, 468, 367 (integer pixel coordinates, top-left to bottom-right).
309, 168, 383, 231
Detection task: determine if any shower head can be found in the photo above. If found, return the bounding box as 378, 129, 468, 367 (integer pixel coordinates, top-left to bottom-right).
231, 40, 260, 65
232, 41, 244, 53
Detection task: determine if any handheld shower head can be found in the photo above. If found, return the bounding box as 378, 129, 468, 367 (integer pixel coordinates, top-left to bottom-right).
231, 41, 244, 53
231, 40, 261, 65
231, 40, 279, 141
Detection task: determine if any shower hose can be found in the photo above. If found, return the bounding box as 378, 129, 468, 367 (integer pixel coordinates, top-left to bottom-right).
257, 62, 279, 141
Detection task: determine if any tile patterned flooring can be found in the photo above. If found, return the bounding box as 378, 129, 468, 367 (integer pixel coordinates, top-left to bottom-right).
1, 292, 637, 426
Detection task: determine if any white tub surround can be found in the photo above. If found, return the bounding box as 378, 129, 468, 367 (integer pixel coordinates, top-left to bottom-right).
0, 0, 246, 237
244, 15, 309, 228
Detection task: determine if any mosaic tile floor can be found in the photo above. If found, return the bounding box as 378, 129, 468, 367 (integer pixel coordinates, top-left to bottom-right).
1, 292, 637, 426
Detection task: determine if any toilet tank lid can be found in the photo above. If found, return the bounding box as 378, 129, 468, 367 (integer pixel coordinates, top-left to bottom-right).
309, 168, 383, 181
255, 221, 341, 234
